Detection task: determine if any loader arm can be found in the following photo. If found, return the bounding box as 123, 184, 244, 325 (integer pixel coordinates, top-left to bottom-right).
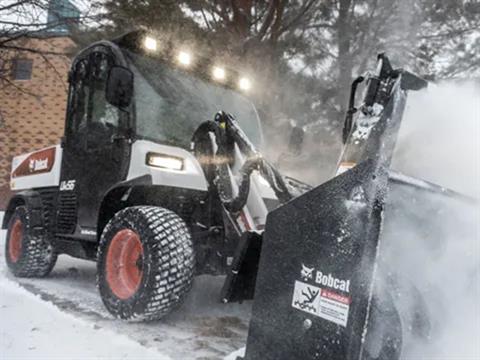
191, 111, 311, 303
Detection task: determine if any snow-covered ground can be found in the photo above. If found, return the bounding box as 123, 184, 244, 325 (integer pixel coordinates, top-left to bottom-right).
0, 280, 167, 359
0, 212, 249, 359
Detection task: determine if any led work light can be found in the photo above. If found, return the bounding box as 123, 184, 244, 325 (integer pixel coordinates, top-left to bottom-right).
177, 51, 192, 66
144, 36, 157, 51
146, 153, 184, 171
212, 66, 226, 81
239, 77, 252, 91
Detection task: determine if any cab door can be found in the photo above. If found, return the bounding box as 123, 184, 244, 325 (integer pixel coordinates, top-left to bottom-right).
57, 48, 131, 238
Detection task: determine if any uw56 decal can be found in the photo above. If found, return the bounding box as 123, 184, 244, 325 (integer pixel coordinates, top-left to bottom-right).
60, 180, 76, 191
12, 147, 56, 178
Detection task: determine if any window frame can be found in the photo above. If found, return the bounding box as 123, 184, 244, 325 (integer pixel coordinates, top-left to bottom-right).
66, 48, 126, 151
66, 57, 90, 143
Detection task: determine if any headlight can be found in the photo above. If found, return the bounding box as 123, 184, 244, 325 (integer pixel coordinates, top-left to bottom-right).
239, 77, 252, 91
177, 51, 192, 66
146, 153, 184, 171
212, 66, 226, 81
144, 36, 157, 51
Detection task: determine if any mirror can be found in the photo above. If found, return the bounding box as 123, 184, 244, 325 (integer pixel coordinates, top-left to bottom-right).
106, 66, 133, 109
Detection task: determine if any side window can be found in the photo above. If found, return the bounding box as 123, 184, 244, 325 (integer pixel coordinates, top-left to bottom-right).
67, 51, 120, 149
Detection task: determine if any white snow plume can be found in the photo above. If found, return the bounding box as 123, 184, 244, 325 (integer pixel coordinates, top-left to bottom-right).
392, 80, 480, 199
378, 80, 480, 359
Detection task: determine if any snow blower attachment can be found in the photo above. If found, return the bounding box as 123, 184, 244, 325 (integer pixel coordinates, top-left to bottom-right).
240, 54, 477, 360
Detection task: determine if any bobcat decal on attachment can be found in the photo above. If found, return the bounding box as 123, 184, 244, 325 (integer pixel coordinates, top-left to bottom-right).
301, 263, 315, 281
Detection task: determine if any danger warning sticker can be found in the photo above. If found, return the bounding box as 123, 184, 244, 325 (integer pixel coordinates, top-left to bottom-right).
292, 281, 350, 327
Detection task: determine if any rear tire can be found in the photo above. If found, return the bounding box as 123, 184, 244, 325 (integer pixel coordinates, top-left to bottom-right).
97, 206, 195, 321
5, 206, 57, 277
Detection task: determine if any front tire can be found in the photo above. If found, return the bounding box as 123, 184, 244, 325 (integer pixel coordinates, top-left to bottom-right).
5, 206, 57, 277
97, 206, 195, 321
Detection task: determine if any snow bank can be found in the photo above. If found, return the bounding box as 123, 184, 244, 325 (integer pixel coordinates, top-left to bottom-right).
0, 275, 170, 360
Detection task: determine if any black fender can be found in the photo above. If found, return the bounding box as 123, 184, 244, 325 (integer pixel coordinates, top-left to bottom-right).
96, 175, 207, 240
97, 175, 152, 238
2, 190, 45, 232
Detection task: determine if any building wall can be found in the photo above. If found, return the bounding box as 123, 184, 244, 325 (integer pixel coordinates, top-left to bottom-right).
0, 36, 74, 210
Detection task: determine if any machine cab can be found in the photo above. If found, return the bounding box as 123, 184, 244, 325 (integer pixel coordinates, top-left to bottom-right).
57, 30, 266, 242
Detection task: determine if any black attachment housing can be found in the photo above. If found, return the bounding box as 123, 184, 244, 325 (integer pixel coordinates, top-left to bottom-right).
241, 55, 441, 360
243, 160, 387, 360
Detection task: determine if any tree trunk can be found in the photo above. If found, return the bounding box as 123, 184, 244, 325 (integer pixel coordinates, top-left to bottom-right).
336, 0, 354, 119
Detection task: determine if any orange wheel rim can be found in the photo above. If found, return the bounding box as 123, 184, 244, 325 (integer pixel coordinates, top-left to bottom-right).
9, 219, 23, 263
106, 229, 144, 299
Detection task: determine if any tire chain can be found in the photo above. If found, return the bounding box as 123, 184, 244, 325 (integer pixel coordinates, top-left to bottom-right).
6, 205, 57, 277
97, 206, 195, 321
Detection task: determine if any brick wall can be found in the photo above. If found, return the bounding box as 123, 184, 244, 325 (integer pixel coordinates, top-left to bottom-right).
0, 36, 74, 210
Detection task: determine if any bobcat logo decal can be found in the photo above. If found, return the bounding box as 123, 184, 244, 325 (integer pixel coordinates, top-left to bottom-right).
301, 264, 314, 281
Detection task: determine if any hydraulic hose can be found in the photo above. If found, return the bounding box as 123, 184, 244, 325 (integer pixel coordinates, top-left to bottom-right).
192, 112, 293, 215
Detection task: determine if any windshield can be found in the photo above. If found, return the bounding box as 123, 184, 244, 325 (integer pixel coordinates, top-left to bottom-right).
124, 50, 263, 149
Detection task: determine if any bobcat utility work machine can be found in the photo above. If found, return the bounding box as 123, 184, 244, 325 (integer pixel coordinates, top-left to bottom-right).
3, 30, 477, 359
